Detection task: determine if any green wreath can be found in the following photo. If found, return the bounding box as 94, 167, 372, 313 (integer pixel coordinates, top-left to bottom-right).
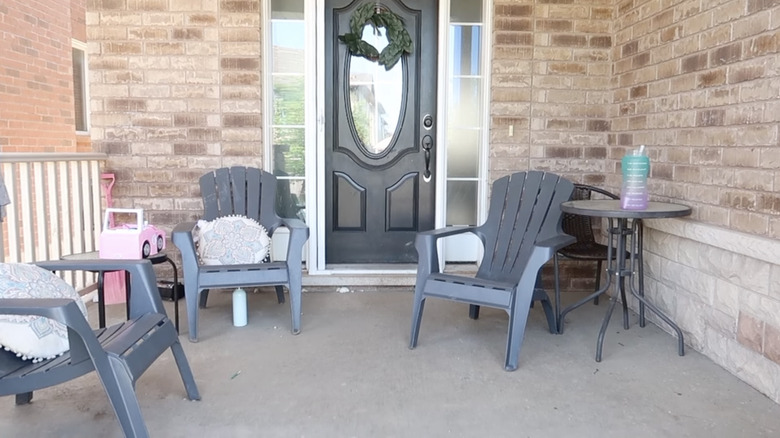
338, 3, 413, 70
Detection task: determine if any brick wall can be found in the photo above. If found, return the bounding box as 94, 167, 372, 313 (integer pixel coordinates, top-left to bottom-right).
608, 0, 780, 403
611, 0, 779, 237
86, 0, 264, 227
492, 1, 615, 293
491, 0, 613, 184
0, 0, 83, 153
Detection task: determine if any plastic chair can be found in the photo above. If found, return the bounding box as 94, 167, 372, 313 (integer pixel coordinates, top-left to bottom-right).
409, 171, 575, 371
172, 166, 309, 342
0, 259, 200, 438
557, 184, 623, 305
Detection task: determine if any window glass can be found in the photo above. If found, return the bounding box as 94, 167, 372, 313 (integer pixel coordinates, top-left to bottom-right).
450, 0, 482, 22
273, 76, 305, 125
271, 0, 303, 19
272, 130, 305, 177
446, 128, 479, 178
272, 21, 305, 74
448, 77, 481, 127
449, 25, 481, 76
446, 181, 478, 226
348, 27, 404, 155
72, 47, 87, 132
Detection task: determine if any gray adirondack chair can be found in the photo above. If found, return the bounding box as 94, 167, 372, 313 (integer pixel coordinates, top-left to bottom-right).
172, 166, 309, 342
409, 171, 575, 371
0, 259, 200, 438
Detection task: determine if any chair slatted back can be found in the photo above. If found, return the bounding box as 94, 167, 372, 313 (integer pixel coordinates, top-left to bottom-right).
199, 166, 280, 230
476, 171, 573, 284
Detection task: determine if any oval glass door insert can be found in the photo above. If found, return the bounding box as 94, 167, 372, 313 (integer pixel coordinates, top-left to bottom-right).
348, 25, 404, 156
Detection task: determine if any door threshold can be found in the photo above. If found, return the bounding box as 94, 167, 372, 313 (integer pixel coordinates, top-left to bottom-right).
301, 263, 479, 288
325, 264, 417, 272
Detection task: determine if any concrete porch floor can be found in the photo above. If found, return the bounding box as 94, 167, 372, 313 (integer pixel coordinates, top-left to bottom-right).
2, 288, 780, 437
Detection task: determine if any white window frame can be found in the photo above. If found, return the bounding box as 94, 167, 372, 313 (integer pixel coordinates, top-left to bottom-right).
72, 39, 90, 135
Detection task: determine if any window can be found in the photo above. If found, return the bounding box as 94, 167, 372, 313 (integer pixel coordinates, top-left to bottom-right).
267, 0, 307, 222
72, 41, 88, 133
443, 1, 489, 262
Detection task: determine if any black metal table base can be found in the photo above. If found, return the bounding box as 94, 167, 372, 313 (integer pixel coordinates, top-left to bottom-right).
557, 217, 685, 362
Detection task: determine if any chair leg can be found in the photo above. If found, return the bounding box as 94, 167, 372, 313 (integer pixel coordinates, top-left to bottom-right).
288, 278, 302, 335
469, 304, 480, 319
593, 260, 603, 305
532, 288, 557, 334
169, 341, 201, 401
504, 290, 534, 371
409, 294, 426, 349
199, 289, 210, 308
186, 289, 201, 342
274, 285, 285, 304
15, 392, 32, 405
101, 355, 151, 438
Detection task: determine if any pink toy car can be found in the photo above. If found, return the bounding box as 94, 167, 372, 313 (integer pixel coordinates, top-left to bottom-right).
99, 208, 166, 259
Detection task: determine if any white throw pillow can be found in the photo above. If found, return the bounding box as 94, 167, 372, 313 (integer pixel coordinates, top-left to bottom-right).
0, 263, 88, 363
195, 215, 270, 265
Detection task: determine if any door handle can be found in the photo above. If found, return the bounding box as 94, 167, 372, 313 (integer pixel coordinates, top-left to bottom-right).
422, 135, 433, 182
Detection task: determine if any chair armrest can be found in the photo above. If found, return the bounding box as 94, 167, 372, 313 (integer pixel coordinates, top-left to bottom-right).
35, 259, 166, 319
415, 226, 477, 277
0, 298, 101, 362
172, 220, 199, 268
536, 234, 576, 253
279, 218, 310, 267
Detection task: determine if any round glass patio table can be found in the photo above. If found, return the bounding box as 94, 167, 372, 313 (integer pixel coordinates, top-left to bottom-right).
558, 200, 691, 361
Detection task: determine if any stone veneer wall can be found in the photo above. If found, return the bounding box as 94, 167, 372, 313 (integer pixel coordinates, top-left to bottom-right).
608, 0, 780, 403
85, 0, 780, 402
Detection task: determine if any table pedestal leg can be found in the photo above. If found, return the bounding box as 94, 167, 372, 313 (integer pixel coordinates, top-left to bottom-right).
97, 272, 106, 328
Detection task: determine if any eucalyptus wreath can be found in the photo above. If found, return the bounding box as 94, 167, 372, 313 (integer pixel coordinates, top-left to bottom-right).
337, 3, 414, 70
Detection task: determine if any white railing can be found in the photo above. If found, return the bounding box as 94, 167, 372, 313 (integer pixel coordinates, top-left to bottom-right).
1, 153, 108, 290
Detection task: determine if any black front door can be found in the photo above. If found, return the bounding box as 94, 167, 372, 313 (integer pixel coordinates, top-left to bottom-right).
324, 0, 438, 264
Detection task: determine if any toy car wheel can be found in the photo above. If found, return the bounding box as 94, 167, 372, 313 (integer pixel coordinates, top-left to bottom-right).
142, 241, 151, 258
156, 235, 164, 251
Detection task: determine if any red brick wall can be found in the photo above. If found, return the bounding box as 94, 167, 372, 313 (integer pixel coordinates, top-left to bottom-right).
0, 0, 84, 153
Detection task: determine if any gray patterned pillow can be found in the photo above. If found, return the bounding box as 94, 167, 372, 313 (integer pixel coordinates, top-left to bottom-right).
195, 215, 270, 265
0, 263, 88, 362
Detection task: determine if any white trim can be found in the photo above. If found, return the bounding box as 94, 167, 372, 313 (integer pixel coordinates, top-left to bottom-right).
477, 0, 493, 263
261, 1, 274, 172
305, 2, 318, 273
314, 1, 326, 273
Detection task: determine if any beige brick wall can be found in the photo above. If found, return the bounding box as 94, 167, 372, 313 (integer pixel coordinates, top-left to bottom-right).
492, 1, 615, 294
86, 0, 264, 227
611, 0, 779, 236
605, 0, 780, 403
491, 1, 613, 185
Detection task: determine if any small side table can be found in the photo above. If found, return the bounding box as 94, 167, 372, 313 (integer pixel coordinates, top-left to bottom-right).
558, 200, 692, 361
61, 251, 181, 332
